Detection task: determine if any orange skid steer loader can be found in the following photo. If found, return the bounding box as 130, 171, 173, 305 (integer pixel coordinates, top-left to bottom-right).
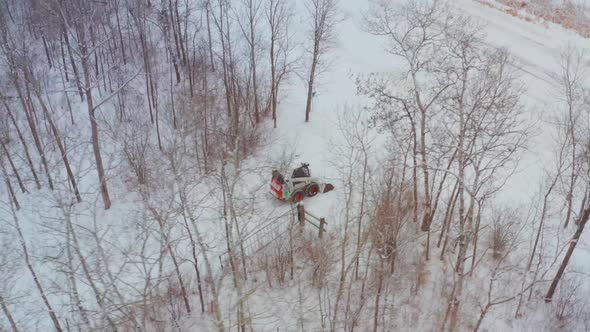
270, 163, 334, 203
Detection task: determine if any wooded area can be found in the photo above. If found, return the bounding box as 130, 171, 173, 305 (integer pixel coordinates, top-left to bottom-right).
0, 0, 588, 331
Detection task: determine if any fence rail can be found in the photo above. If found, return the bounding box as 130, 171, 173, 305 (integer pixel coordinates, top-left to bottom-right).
218, 204, 327, 270
297, 204, 327, 239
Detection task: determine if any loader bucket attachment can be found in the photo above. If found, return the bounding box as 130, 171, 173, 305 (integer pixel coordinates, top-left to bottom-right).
322, 183, 335, 193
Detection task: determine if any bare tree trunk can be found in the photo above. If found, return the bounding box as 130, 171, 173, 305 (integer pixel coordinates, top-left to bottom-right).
65, 218, 91, 330
62, 28, 84, 101
560, 47, 583, 228
114, 0, 127, 64
470, 201, 484, 274
64, 206, 117, 331
304, 51, 317, 123
169, 0, 182, 64
221, 164, 240, 288
14, 76, 54, 190
245, 0, 260, 123
134, 13, 154, 123
418, 107, 432, 232
354, 146, 369, 279
447, 92, 468, 332
168, 238, 191, 313
179, 187, 224, 331
42, 35, 53, 68
215, 0, 240, 152
267, 0, 290, 128
0, 294, 19, 332
93, 239, 140, 329
205, 0, 215, 71
1, 158, 19, 210
162, 1, 181, 84
3, 101, 40, 189
438, 181, 459, 249
145, 200, 192, 314
372, 261, 384, 332
473, 304, 490, 332
59, 33, 69, 81
527, 174, 559, 270
430, 150, 458, 230
10, 199, 63, 332
154, 81, 163, 151
169, 61, 177, 129
304, 0, 339, 123
269, 9, 277, 126
331, 152, 356, 331
411, 123, 418, 224
59, 68, 75, 125
35, 91, 82, 202
202, 64, 210, 172
173, 0, 187, 65
181, 209, 206, 313
80, 26, 111, 209
545, 205, 590, 302
0, 140, 26, 193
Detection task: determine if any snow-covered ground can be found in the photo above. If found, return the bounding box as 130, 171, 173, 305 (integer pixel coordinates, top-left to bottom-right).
259, 0, 590, 329
3, 0, 590, 331
269, 0, 590, 267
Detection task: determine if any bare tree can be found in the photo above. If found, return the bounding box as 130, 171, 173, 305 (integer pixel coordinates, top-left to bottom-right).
0, 207, 20, 332
442, 44, 527, 332
469, 206, 538, 331
328, 106, 374, 331
7, 199, 64, 332
211, 0, 242, 154
534, 46, 590, 304
2, 99, 41, 190
0, 16, 55, 191
27, 69, 82, 202
304, 0, 340, 122
0, 294, 18, 332
545, 158, 590, 302
363, 0, 456, 233
238, 0, 262, 124
556, 46, 586, 229
267, 0, 293, 128
55, 0, 140, 209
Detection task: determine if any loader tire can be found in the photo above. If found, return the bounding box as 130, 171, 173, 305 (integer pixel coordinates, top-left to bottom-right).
292, 190, 305, 203
306, 183, 320, 197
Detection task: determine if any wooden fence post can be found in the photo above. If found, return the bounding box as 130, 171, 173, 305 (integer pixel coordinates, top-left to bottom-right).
298, 204, 305, 233
319, 218, 325, 239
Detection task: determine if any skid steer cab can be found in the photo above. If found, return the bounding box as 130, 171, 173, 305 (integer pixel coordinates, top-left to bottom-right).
270, 163, 334, 203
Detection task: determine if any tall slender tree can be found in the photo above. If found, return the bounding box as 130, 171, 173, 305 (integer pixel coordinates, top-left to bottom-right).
304, 0, 340, 122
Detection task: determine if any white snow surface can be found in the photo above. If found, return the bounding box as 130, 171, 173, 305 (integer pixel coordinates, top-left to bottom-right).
269, 0, 590, 275
259, 0, 590, 329
3, 0, 590, 331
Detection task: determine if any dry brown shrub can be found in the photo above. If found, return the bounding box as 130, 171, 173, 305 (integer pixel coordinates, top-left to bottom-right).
300, 234, 334, 288
552, 275, 588, 330
368, 181, 414, 275
475, 0, 590, 38
489, 209, 518, 260
254, 238, 293, 287
113, 279, 190, 332
239, 122, 265, 159
505, 8, 520, 17
491, 225, 509, 260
